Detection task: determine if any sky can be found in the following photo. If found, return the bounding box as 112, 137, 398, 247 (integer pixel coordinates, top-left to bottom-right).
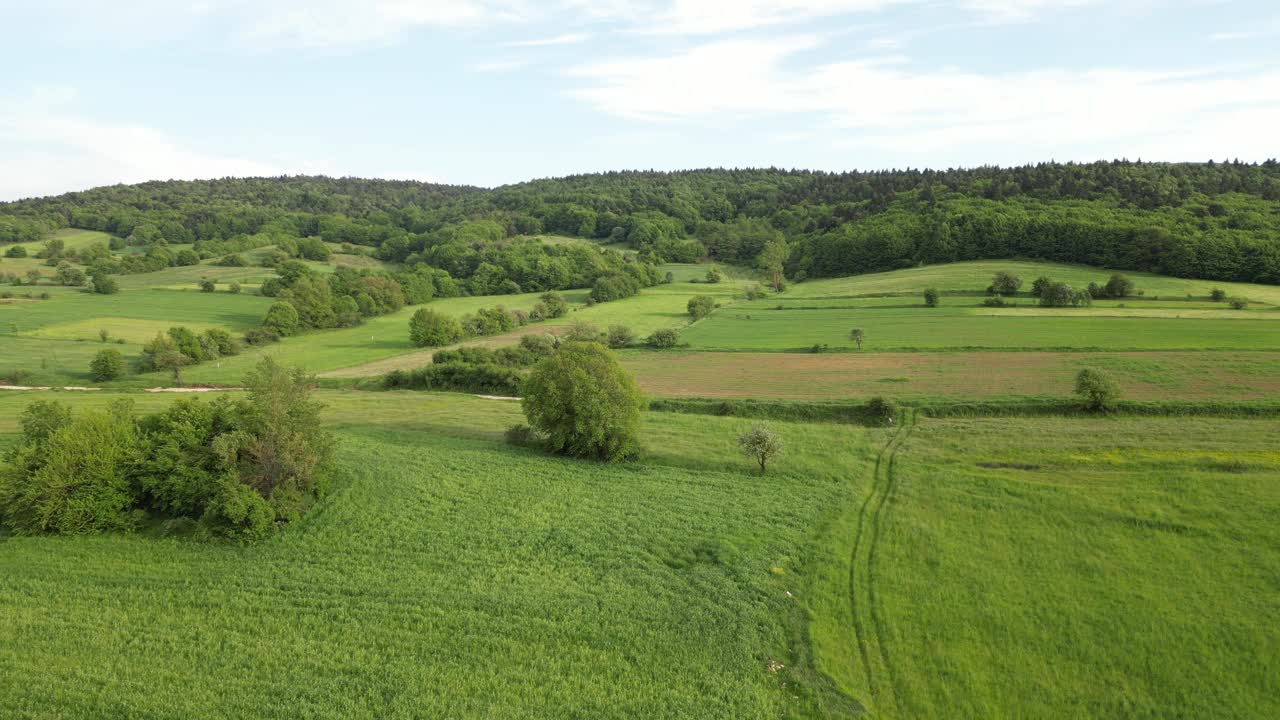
1, 0, 1277, 200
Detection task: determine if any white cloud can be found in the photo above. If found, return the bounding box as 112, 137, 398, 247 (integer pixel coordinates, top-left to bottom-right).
503, 32, 592, 46
564, 36, 1280, 162
472, 59, 529, 72
0, 90, 292, 201
238, 0, 534, 48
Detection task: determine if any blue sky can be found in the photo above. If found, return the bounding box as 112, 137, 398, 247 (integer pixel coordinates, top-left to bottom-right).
1, 0, 1277, 200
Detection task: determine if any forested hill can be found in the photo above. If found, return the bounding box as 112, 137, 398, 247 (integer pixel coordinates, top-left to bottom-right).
2, 161, 1279, 284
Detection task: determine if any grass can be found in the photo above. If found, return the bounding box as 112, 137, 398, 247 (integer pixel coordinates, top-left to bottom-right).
1, 391, 1276, 718
790, 259, 1280, 305
806, 414, 1280, 719
0, 390, 877, 719
682, 306, 1280, 351
619, 350, 1280, 401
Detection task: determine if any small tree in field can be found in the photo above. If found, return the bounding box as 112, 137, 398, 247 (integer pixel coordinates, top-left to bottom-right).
1210, 288, 1226, 302
1075, 368, 1120, 411
923, 288, 940, 307
849, 328, 865, 349
89, 349, 124, 382
738, 423, 783, 474
155, 349, 192, 386
408, 308, 463, 347
990, 272, 1022, 295
199, 279, 216, 293
522, 342, 645, 462
687, 295, 716, 320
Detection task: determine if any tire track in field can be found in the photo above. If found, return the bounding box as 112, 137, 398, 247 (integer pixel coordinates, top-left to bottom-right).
866, 410, 915, 715
847, 413, 911, 711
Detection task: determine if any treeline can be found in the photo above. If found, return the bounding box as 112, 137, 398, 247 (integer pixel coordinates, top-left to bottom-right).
3, 160, 1279, 285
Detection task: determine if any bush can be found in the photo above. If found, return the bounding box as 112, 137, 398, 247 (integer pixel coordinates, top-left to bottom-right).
243, 327, 281, 346
202, 328, 240, 356
4, 245, 27, 258
744, 283, 767, 300
1075, 368, 1120, 411
228, 281, 242, 294
504, 424, 542, 448
1229, 298, 1248, 310
738, 423, 783, 473
90, 272, 118, 294
687, 295, 716, 320
522, 342, 645, 461
407, 308, 462, 347
990, 271, 1022, 295
705, 268, 722, 283
217, 254, 249, 267
1210, 288, 1227, 302
606, 325, 636, 349
982, 294, 1008, 307
199, 278, 216, 293
0, 402, 141, 535
262, 301, 301, 336
923, 287, 939, 307
865, 396, 899, 425
385, 362, 524, 395
1105, 274, 1135, 298
541, 291, 570, 318
563, 319, 602, 343
89, 349, 125, 382
520, 333, 558, 356
1031, 276, 1052, 298
589, 273, 641, 303
646, 328, 680, 348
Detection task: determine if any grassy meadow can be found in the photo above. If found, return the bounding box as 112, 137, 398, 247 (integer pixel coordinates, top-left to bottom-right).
1, 391, 1277, 718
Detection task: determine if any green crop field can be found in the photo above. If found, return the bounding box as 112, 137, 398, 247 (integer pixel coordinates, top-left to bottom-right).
1, 391, 1276, 718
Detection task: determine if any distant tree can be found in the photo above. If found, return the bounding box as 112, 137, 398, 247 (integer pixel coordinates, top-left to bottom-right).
98, 328, 110, 343
522, 342, 645, 462
89, 349, 125, 382
228, 282, 242, 294
1210, 288, 1227, 302
646, 328, 679, 348
1075, 368, 1120, 411
1229, 298, 1248, 310
757, 238, 789, 291
991, 272, 1022, 295
1104, 274, 1134, 298
89, 271, 118, 295
606, 325, 636, 349
263, 302, 301, 337
1030, 276, 1053, 298
408, 308, 463, 347
744, 283, 767, 300
849, 328, 865, 349
199, 279, 216, 293
25, 269, 42, 285
705, 268, 722, 283
738, 423, 783, 473
4, 245, 26, 258
923, 288, 940, 307
174, 249, 200, 266
563, 319, 602, 342
539, 291, 569, 318
687, 295, 716, 320
153, 348, 192, 386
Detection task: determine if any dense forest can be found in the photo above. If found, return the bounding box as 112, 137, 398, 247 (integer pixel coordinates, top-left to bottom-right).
2, 160, 1279, 284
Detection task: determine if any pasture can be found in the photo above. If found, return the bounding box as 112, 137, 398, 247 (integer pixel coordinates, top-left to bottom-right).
1, 390, 1276, 718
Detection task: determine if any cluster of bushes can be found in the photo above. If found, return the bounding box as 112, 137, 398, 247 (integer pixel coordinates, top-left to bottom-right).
408, 292, 569, 349
137, 326, 241, 382
0, 359, 332, 541
386, 334, 560, 395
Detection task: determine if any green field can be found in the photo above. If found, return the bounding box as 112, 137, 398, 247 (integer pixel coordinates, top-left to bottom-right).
808, 414, 1280, 719
0, 391, 876, 718
1, 391, 1276, 718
